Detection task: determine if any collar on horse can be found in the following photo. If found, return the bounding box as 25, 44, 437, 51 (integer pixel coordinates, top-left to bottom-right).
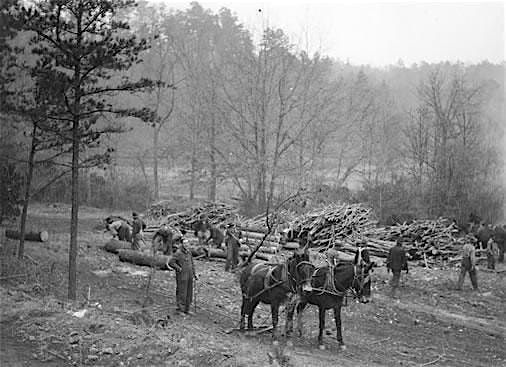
247, 262, 290, 300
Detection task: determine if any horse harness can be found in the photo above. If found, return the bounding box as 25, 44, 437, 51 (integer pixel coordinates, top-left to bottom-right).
245, 262, 290, 301
305, 263, 370, 299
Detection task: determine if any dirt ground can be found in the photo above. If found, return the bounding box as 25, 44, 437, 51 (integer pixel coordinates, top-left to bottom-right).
1, 203, 505, 367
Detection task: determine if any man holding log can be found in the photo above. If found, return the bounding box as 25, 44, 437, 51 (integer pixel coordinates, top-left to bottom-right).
167, 239, 197, 314
106, 219, 132, 242
386, 240, 408, 298
152, 224, 180, 256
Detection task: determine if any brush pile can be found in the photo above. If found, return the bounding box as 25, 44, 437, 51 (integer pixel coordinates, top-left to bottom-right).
159, 202, 239, 230
236, 209, 298, 233
289, 203, 376, 246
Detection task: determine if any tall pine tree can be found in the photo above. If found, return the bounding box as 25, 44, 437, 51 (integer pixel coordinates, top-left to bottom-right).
13, 0, 152, 299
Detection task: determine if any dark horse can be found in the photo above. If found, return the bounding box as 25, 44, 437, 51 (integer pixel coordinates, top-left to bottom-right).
239, 251, 314, 337
287, 249, 374, 348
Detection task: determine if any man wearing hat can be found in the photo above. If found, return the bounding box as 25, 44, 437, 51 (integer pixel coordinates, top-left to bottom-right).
167, 238, 197, 314
131, 212, 146, 251
457, 236, 479, 290
386, 239, 408, 298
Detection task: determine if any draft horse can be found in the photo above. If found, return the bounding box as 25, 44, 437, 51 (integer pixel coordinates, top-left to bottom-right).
287, 248, 375, 348
239, 251, 314, 337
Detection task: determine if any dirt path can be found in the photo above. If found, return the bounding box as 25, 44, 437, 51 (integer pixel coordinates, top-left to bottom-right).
374, 294, 506, 338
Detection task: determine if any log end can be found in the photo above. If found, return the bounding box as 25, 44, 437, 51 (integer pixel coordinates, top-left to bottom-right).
40, 231, 49, 242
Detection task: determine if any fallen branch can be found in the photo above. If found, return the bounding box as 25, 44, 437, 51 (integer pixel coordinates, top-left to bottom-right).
0, 273, 28, 281
47, 349, 70, 364
420, 355, 443, 366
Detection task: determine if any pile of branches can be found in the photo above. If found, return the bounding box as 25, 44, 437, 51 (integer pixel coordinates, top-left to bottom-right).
289, 203, 376, 247
237, 209, 298, 233
366, 217, 465, 261
162, 202, 239, 230
144, 200, 181, 221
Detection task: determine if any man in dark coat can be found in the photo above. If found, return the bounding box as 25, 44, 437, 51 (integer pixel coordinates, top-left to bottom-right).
476, 222, 491, 252
494, 225, 505, 263
457, 238, 478, 290
386, 240, 408, 297
167, 240, 197, 314
131, 212, 146, 251
224, 228, 241, 272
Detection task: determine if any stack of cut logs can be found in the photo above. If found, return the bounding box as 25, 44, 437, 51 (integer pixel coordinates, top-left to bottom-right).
365, 218, 466, 262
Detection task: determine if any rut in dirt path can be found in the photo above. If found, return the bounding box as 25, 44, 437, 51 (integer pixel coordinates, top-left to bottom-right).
375, 294, 506, 338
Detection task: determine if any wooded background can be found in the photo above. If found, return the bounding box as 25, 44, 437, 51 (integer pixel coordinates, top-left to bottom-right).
2, 1, 505, 225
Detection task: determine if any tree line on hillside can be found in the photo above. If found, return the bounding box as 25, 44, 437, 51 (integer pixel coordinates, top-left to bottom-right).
1, 1, 504, 298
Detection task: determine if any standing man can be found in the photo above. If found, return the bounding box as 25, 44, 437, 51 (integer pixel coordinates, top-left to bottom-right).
131, 212, 146, 251
476, 222, 491, 252
386, 240, 408, 298
494, 225, 505, 263
457, 238, 479, 290
486, 236, 499, 270
224, 228, 241, 272
167, 239, 197, 314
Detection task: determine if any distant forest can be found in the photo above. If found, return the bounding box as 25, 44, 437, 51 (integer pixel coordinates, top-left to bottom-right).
2, 1, 505, 225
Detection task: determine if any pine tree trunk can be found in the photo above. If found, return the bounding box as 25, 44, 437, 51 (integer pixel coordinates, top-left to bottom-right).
153, 127, 159, 202
18, 124, 37, 259
209, 115, 217, 202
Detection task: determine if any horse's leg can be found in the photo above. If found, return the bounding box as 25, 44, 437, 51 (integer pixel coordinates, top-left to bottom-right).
240, 295, 247, 330
248, 299, 260, 330
317, 306, 326, 347
271, 302, 280, 339
296, 301, 307, 337
333, 305, 346, 349
285, 296, 297, 336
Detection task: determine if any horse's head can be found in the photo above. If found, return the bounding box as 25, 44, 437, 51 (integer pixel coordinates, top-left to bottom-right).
287, 251, 314, 292
352, 247, 375, 303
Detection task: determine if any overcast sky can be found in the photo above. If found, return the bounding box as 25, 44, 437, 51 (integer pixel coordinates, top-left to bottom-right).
149, 0, 505, 67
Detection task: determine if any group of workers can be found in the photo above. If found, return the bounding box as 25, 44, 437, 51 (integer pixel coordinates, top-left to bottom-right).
105, 213, 241, 315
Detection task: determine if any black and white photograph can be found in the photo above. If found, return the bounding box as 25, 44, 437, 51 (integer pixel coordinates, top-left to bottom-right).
0, 0, 504, 366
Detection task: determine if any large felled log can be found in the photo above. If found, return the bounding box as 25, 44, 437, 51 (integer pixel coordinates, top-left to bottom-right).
282, 242, 300, 250
240, 231, 280, 242
117, 249, 170, 270
189, 247, 272, 262
5, 229, 49, 242
241, 238, 280, 248
104, 239, 132, 254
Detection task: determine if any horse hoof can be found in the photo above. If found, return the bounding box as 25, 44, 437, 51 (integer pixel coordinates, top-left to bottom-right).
318, 344, 326, 350
339, 344, 347, 351
273, 340, 279, 346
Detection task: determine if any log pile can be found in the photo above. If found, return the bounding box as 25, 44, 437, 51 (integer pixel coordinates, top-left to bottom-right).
366, 218, 468, 262
159, 202, 239, 230
289, 203, 376, 247
236, 209, 298, 233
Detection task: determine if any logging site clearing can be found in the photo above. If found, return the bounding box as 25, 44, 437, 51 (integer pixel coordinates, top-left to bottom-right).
1, 203, 505, 367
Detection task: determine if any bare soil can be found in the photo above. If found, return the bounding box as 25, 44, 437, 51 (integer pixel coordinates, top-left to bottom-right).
1, 203, 505, 366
